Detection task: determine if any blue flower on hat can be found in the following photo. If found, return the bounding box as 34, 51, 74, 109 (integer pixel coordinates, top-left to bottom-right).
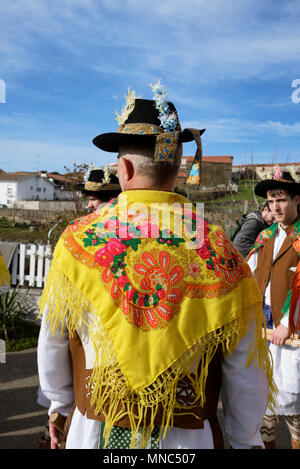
150, 80, 178, 132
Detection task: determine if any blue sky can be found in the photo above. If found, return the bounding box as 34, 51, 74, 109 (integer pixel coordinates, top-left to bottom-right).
0, 0, 300, 173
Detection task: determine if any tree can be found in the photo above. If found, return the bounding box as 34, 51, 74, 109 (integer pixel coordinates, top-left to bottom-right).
63, 163, 89, 215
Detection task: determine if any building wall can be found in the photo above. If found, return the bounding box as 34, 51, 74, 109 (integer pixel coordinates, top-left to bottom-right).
0, 181, 18, 206
16, 176, 54, 201
176, 161, 232, 190
232, 162, 300, 181
53, 188, 74, 200
0, 176, 55, 206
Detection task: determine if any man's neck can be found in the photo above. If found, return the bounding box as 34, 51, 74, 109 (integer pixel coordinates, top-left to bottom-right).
124, 178, 175, 192
279, 214, 299, 230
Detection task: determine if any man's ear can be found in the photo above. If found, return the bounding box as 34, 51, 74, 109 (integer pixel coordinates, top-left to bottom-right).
294, 194, 300, 207
122, 157, 135, 182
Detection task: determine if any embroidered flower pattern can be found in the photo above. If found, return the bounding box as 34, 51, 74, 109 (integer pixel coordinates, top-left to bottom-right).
247, 222, 279, 260
63, 201, 254, 327
112, 250, 184, 331
188, 263, 201, 279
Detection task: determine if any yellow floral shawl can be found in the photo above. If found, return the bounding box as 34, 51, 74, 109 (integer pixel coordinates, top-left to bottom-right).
40, 190, 275, 447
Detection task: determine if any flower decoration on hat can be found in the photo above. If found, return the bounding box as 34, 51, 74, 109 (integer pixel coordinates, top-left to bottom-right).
102, 165, 111, 185
150, 79, 178, 132
84, 162, 96, 182
273, 164, 282, 180
290, 166, 299, 182
115, 88, 141, 126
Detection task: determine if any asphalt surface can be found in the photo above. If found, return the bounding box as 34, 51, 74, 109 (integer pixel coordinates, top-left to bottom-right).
0, 346, 292, 450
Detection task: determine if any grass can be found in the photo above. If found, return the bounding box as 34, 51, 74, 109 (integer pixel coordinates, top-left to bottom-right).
3, 321, 40, 352
0, 214, 77, 246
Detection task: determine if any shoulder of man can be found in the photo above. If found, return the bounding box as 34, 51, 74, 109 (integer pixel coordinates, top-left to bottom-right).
247, 222, 278, 260
245, 210, 263, 223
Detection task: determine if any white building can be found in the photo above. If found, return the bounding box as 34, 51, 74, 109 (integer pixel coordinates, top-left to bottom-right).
0, 172, 55, 207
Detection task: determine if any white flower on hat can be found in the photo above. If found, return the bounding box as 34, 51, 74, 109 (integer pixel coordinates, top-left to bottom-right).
84, 162, 96, 182
102, 165, 111, 185
115, 88, 141, 125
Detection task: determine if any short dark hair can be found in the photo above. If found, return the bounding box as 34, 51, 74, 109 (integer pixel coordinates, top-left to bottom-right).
267, 188, 297, 199
82, 190, 120, 202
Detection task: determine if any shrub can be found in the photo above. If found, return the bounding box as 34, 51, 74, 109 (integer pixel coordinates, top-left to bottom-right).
0, 285, 39, 350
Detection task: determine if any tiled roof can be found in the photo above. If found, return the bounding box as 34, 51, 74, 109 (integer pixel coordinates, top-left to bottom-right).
46, 173, 69, 182
0, 171, 39, 181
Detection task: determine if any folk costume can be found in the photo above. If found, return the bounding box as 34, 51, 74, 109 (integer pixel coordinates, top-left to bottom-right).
0, 249, 10, 295
248, 168, 300, 448
38, 82, 274, 449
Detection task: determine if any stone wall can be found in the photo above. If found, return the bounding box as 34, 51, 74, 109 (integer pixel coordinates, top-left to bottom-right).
15, 200, 83, 211
0, 207, 74, 224
176, 161, 232, 191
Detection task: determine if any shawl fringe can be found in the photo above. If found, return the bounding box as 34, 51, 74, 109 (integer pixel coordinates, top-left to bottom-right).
39, 259, 277, 448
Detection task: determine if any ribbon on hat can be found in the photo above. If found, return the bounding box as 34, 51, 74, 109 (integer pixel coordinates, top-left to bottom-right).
154, 131, 180, 162
185, 129, 203, 185
85, 181, 120, 191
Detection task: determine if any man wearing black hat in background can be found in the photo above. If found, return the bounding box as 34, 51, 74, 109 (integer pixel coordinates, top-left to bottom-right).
76, 166, 121, 213
248, 167, 300, 449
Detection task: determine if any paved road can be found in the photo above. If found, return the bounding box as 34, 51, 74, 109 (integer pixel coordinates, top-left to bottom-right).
0, 347, 291, 449
0, 347, 48, 449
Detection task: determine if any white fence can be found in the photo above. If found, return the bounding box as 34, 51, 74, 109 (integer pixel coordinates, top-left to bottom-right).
10, 243, 52, 288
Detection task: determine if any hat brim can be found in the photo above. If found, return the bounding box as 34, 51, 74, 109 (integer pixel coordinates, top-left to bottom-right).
93, 128, 206, 153
255, 179, 300, 198
75, 183, 120, 196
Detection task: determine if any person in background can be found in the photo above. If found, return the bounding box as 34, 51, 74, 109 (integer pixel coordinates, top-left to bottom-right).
233, 201, 274, 258
248, 168, 300, 449
76, 165, 121, 212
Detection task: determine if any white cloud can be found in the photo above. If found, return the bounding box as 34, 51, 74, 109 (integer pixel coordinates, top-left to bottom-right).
1, 0, 300, 171
1, 0, 300, 84
182, 117, 300, 143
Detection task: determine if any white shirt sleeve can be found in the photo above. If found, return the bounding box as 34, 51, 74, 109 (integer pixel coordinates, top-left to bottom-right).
37, 304, 74, 417
248, 250, 258, 274
221, 324, 269, 449
281, 297, 300, 332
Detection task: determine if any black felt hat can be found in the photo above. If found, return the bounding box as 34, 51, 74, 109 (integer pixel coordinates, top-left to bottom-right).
93, 98, 205, 153
76, 169, 120, 197
255, 170, 300, 198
